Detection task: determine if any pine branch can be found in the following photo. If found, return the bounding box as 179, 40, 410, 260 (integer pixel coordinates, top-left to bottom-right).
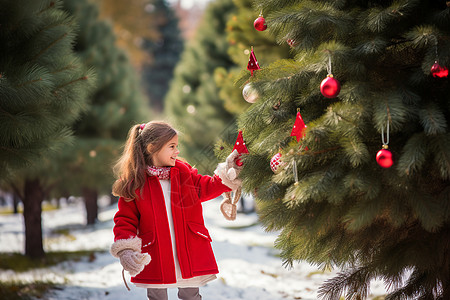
384, 268, 426, 300
0, 106, 15, 121
432, 134, 450, 180
326, 108, 359, 128
50, 64, 77, 74
295, 146, 342, 157
14, 77, 43, 88
30, 32, 68, 63
0, 145, 34, 166
385, 99, 393, 125
318, 266, 374, 300
52, 75, 89, 95
37, 1, 56, 15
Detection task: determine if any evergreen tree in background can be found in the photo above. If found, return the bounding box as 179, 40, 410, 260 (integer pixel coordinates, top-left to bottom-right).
164, 0, 236, 173
142, 0, 184, 113
61, 0, 149, 225
0, 0, 94, 258
92, 0, 161, 67
234, 1, 450, 299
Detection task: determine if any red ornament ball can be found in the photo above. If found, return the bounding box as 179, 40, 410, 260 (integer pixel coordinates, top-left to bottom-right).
235, 157, 244, 167
234, 151, 245, 166
270, 152, 284, 173
320, 74, 341, 98
430, 61, 449, 78
254, 16, 267, 31
376, 148, 393, 168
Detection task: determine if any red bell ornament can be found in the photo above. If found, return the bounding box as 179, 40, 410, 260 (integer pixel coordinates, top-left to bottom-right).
254, 15, 267, 31
320, 74, 341, 98
376, 145, 393, 168
430, 61, 449, 78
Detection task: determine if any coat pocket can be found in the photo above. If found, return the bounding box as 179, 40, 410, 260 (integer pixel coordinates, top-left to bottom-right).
139, 231, 156, 249
187, 222, 212, 242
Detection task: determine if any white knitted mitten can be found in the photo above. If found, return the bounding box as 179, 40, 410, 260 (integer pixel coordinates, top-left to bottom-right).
215, 149, 243, 190
118, 249, 151, 277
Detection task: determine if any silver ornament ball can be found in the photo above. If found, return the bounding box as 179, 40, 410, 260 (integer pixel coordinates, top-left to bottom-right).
242, 83, 259, 103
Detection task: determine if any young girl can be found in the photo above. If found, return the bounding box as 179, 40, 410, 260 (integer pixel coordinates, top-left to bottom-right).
110, 121, 242, 300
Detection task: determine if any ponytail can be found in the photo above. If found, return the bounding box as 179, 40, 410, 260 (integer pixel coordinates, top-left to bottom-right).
112, 124, 147, 200
112, 121, 177, 200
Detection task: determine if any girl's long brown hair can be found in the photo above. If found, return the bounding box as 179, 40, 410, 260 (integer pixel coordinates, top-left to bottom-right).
112, 121, 177, 200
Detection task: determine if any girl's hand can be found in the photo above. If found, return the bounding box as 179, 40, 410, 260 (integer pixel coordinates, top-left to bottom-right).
215, 150, 243, 190
118, 249, 151, 276
225, 150, 243, 180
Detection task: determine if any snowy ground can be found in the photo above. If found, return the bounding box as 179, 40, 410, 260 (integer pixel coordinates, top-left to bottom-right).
0, 196, 387, 300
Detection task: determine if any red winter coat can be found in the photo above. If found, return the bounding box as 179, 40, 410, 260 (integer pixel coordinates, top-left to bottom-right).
112, 160, 231, 284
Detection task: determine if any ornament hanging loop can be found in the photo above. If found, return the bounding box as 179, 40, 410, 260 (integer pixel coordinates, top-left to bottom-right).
327, 53, 332, 75
377, 120, 393, 168
381, 121, 390, 147
292, 160, 298, 184
432, 35, 439, 61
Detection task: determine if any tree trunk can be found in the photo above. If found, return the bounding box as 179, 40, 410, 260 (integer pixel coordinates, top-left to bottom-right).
23, 178, 45, 259
13, 194, 20, 214
109, 192, 118, 205
54, 197, 61, 209
83, 187, 98, 225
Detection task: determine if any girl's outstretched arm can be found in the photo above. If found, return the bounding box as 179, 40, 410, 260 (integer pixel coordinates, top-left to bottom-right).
180, 161, 232, 202
183, 150, 242, 202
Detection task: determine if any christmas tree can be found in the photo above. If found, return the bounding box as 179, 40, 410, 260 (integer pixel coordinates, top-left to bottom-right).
0, 0, 94, 258
164, 0, 236, 173
235, 1, 450, 299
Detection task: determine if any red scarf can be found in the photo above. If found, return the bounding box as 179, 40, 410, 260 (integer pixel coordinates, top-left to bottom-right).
147, 165, 171, 180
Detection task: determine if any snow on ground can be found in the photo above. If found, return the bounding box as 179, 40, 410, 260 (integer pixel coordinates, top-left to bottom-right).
0, 196, 387, 300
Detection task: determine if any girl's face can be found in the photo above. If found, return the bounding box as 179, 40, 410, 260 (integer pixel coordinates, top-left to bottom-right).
151, 134, 179, 167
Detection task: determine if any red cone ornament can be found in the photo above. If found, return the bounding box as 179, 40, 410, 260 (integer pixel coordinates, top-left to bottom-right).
320, 74, 341, 98
430, 61, 448, 78
376, 145, 393, 168
247, 47, 261, 76
290, 110, 307, 142
232, 130, 249, 166
254, 15, 267, 31
270, 152, 284, 173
